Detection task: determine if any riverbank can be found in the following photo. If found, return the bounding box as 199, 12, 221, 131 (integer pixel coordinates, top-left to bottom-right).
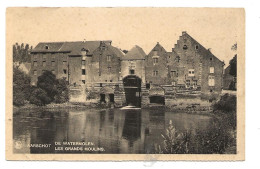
13, 101, 101, 113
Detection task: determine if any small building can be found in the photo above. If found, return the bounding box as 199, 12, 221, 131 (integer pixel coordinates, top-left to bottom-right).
120, 45, 146, 107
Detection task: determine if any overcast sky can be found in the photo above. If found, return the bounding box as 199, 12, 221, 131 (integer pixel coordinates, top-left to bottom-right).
7, 8, 244, 67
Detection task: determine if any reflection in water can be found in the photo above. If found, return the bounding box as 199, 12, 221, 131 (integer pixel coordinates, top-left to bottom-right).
13, 108, 213, 154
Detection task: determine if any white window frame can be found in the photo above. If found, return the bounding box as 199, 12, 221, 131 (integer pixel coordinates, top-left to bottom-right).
107, 55, 111, 62
188, 69, 195, 77
210, 67, 214, 73
208, 75, 215, 86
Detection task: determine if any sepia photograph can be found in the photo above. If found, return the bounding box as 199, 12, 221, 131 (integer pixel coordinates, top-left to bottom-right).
5, 7, 245, 160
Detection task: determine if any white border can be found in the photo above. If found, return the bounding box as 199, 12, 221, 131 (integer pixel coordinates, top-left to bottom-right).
1, 0, 260, 168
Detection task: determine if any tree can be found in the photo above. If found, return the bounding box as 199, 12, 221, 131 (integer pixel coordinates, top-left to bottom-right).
229, 54, 237, 77
29, 88, 51, 106
37, 71, 58, 101
13, 43, 33, 67
13, 66, 31, 106
54, 78, 69, 103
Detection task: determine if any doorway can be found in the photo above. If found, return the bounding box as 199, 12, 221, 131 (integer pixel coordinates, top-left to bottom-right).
149, 95, 165, 105
123, 75, 142, 107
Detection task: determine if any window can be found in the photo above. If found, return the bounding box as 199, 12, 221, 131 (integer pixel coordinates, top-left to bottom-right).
193, 80, 197, 86
63, 69, 67, 74
153, 70, 158, 76
210, 67, 214, 73
34, 55, 37, 60
186, 80, 190, 86
183, 45, 188, 50
45, 45, 49, 50
101, 46, 106, 50
52, 55, 55, 60
51, 70, 55, 74
210, 57, 213, 61
33, 61, 37, 67
195, 45, 199, 50
170, 71, 177, 77
130, 69, 135, 74
82, 80, 85, 84
110, 80, 113, 82
107, 55, 111, 61
108, 67, 111, 73
153, 58, 158, 64
146, 83, 150, 89
51, 61, 55, 66
188, 69, 195, 77
100, 83, 103, 87
63, 61, 67, 65
42, 61, 46, 67
208, 76, 215, 86
81, 60, 85, 65
82, 69, 86, 75
33, 70, 37, 75
43, 55, 46, 60
176, 56, 180, 63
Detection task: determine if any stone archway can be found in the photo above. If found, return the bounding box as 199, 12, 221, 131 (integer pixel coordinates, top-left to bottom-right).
149, 86, 165, 105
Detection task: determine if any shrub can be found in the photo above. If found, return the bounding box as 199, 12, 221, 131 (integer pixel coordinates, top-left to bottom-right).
213, 94, 237, 129
29, 88, 51, 106
13, 90, 26, 106
155, 120, 191, 154
54, 79, 69, 103
37, 71, 57, 101
13, 66, 31, 106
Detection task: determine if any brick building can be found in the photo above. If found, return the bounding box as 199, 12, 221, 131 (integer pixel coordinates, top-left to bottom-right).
145, 31, 224, 95
30, 31, 224, 107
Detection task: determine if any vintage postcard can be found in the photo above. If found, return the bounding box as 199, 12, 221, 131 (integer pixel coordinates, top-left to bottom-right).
6, 7, 245, 161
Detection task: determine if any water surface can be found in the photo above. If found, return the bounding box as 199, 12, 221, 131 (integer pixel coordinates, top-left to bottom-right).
13, 108, 213, 154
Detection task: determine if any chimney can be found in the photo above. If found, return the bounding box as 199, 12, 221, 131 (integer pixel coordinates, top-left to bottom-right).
182, 31, 187, 35
208, 48, 211, 52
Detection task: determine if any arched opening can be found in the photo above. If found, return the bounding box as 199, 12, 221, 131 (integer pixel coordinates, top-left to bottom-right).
109, 94, 114, 103
123, 75, 142, 107
149, 95, 165, 105
100, 94, 106, 103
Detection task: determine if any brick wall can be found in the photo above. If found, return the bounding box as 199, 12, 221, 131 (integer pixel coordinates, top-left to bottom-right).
145, 43, 168, 85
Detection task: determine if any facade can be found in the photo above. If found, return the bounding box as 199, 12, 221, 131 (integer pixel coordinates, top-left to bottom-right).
30, 31, 224, 107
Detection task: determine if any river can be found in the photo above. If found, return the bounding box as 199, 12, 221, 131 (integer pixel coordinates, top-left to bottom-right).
13, 108, 214, 154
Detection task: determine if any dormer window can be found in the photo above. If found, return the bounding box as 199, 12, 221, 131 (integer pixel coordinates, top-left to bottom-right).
45, 45, 49, 50
183, 45, 188, 50
195, 45, 199, 50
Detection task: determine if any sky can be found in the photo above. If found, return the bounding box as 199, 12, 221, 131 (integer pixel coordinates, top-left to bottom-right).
6, 8, 244, 67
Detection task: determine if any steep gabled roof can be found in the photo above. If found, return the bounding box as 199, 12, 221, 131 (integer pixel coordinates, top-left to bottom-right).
122, 45, 146, 60
31, 42, 65, 53
182, 32, 223, 64
148, 42, 168, 56
108, 45, 125, 58
31, 41, 112, 55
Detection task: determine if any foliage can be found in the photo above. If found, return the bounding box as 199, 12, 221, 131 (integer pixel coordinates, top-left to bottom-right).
37, 71, 58, 101
13, 43, 33, 66
229, 54, 237, 77
156, 119, 236, 154
228, 81, 236, 91
194, 119, 236, 154
13, 66, 31, 106
29, 88, 52, 106
54, 79, 69, 103
86, 88, 99, 100
156, 120, 191, 154
213, 94, 237, 130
